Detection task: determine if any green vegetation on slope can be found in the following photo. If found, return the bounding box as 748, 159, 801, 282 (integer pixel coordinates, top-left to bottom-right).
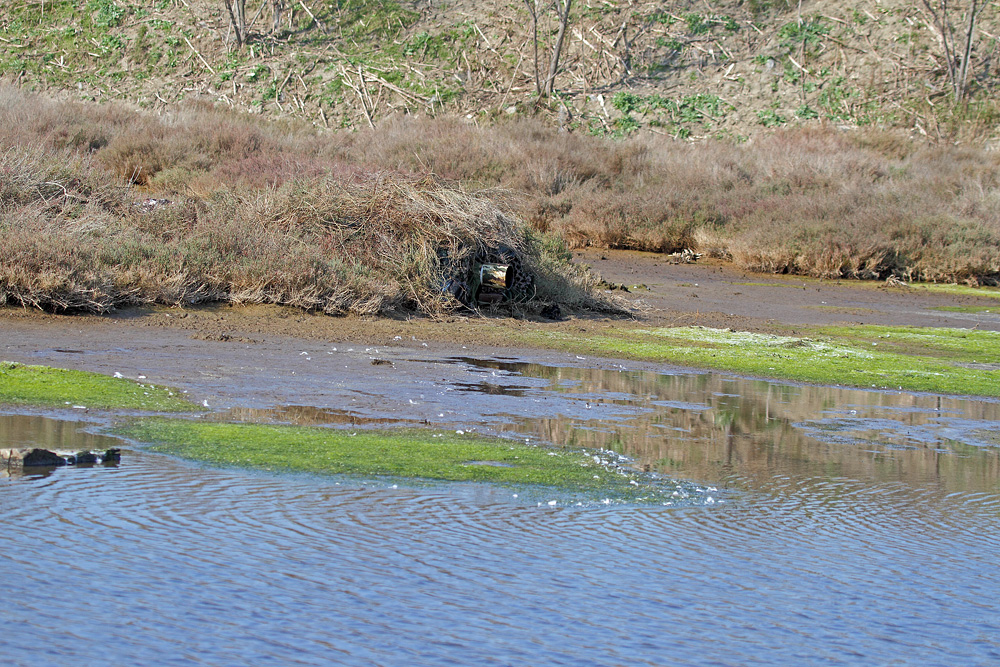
0, 361, 199, 410
1, 0, 998, 140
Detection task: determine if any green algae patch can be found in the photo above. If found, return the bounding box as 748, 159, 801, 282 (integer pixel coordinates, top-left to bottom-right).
817, 325, 1000, 362
0, 362, 199, 411
115, 418, 658, 497
530, 325, 1000, 397
930, 305, 995, 313
912, 283, 1000, 300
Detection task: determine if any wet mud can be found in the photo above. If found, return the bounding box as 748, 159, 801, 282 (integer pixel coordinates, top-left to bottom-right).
2, 250, 999, 427
575, 249, 1000, 332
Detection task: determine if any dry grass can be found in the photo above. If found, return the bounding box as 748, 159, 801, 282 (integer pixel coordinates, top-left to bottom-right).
3, 85, 1000, 318
341, 116, 1000, 283
0, 88, 616, 315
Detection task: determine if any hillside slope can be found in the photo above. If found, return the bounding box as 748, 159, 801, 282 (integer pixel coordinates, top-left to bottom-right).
2, 0, 998, 142
3, 1, 1000, 316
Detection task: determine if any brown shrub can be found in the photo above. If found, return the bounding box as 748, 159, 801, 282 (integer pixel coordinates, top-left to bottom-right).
99, 136, 168, 185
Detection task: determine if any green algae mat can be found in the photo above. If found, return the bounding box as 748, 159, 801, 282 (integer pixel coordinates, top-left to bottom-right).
113, 418, 665, 500
0, 362, 670, 499
0, 362, 199, 411
532, 325, 1000, 397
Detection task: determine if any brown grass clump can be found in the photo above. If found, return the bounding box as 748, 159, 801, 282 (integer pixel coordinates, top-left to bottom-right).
342, 117, 1000, 283
0, 154, 559, 314
0, 87, 614, 315
4, 83, 1000, 315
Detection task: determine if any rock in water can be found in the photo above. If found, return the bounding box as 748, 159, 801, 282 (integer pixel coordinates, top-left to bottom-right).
16, 449, 67, 467
3, 447, 121, 468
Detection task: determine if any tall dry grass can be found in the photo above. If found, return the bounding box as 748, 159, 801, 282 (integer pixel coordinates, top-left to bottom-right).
3, 84, 1000, 317
0, 88, 614, 314
355, 119, 1000, 283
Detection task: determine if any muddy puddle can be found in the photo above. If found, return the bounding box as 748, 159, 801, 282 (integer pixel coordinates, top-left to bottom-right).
3, 356, 1000, 665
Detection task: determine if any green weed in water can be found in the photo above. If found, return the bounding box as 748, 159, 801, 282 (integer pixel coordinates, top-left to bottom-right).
530, 325, 1000, 397
116, 418, 665, 500
0, 362, 199, 411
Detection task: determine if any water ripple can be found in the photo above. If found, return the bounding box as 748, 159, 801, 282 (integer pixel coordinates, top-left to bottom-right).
4, 398, 1000, 667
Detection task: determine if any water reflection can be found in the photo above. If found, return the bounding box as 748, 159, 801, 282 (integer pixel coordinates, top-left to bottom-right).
439, 359, 1000, 496
202, 357, 1000, 498
0, 414, 121, 452
3, 366, 1000, 665
1, 414, 124, 479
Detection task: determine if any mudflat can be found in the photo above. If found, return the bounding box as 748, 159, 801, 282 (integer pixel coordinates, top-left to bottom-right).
574, 249, 1000, 332
2, 250, 999, 420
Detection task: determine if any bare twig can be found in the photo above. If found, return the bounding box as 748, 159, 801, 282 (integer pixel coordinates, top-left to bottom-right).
543, 0, 573, 95
297, 0, 326, 32
222, 0, 245, 49
919, 0, 988, 98
339, 65, 376, 128
277, 68, 293, 95
183, 35, 216, 74
247, 0, 267, 32
788, 54, 810, 74
498, 50, 525, 111
366, 73, 431, 105
473, 22, 496, 53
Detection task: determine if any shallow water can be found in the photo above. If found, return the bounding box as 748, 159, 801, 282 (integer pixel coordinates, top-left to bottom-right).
3, 358, 1000, 666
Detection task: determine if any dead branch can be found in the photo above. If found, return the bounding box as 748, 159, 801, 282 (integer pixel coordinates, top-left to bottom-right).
183, 35, 216, 74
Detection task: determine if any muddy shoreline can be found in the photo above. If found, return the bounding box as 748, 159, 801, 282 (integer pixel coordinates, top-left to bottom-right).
3, 251, 1000, 421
